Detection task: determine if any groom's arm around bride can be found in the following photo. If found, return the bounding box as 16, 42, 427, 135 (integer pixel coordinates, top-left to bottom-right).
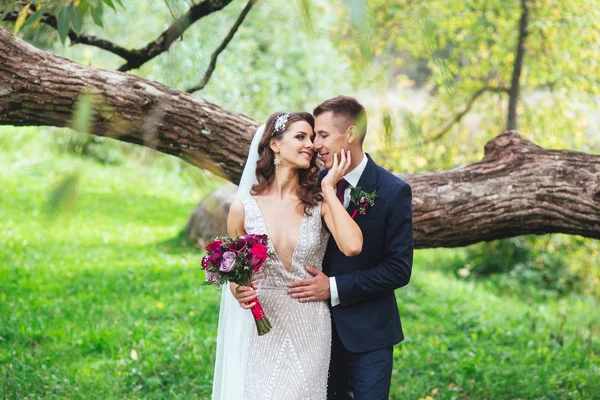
288, 95, 413, 400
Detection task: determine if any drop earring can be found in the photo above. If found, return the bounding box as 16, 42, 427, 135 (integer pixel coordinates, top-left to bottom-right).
274, 155, 280, 173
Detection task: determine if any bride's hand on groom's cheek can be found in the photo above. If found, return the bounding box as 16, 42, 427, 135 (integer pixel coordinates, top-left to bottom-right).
287, 266, 330, 302
321, 150, 352, 189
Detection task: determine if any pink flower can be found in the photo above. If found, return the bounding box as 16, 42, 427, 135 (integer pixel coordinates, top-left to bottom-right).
249, 243, 269, 271
219, 251, 237, 272
205, 269, 219, 283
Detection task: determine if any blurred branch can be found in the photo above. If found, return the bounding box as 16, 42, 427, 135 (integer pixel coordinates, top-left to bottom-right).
3, 10, 134, 59
187, 0, 256, 93
427, 86, 509, 142
1, 0, 236, 71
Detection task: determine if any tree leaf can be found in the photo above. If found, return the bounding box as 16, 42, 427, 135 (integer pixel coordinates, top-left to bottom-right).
70, 91, 95, 134
71, 6, 84, 34
91, 0, 104, 27
56, 6, 72, 44
0, 3, 16, 23
13, 3, 31, 35
45, 172, 80, 219
103, 0, 117, 12
79, 0, 90, 15
297, 0, 314, 34
21, 4, 48, 31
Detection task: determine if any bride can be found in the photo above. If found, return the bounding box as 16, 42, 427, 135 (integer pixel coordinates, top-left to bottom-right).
212, 111, 363, 399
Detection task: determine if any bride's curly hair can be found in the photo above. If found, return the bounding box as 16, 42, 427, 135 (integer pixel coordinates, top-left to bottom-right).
251, 111, 323, 216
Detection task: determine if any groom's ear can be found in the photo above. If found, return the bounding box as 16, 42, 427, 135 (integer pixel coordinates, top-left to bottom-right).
346, 126, 358, 144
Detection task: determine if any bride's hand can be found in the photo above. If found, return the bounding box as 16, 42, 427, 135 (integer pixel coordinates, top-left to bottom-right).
231, 284, 257, 310
321, 149, 352, 190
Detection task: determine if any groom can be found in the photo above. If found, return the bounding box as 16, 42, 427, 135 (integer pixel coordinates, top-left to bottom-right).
288, 95, 413, 399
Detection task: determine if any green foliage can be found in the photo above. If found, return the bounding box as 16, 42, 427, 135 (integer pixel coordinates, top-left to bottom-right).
1, 129, 598, 398
457, 236, 600, 299
2, 1, 123, 43
55, 131, 124, 165
333, 0, 600, 174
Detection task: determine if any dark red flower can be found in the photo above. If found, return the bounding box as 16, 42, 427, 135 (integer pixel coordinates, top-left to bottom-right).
207, 247, 224, 267
201, 254, 210, 270
205, 240, 223, 252
228, 237, 247, 253
244, 234, 268, 246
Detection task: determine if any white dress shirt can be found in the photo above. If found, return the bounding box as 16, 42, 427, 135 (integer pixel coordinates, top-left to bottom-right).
329, 153, 368, 307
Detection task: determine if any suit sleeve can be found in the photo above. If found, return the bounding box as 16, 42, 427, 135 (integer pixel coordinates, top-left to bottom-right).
335, 182, 413, 307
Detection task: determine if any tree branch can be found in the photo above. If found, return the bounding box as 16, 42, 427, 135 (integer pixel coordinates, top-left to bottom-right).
1, 0, 235, 71
186, 0, 256, 93
1, 26, 599, 248
507, 0, 530, 130
187, 132, 600, 247
117, 0, 236, 71
427, 86, 509, 141
3, 11, 136, 59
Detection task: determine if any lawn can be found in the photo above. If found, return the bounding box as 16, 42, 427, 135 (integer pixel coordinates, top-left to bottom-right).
1, 128, 598, 399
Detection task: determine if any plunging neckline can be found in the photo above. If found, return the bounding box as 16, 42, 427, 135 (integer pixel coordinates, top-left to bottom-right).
249, 195, 306, 272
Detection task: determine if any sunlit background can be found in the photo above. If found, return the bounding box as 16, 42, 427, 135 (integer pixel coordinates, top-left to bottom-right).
1, 0, 599, 398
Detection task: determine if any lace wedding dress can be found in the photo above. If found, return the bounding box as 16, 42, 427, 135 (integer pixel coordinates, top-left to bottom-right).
240, 195, 331, 400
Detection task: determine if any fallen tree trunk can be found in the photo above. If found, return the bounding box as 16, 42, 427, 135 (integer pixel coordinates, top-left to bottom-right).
405, 132, 600, 247
1, 27, 599, 248
0, 26, 256, 182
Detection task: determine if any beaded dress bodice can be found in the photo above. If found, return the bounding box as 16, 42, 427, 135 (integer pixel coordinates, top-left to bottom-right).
240, 196, 332, 400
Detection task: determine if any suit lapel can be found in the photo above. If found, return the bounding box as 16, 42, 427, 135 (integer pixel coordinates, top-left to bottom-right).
354, 154, 379, 194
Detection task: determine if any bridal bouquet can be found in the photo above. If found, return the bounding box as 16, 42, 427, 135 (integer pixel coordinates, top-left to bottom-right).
202, 234, 274, 335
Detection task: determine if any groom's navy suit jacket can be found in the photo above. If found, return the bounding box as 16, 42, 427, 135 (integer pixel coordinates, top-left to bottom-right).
321, 154, 413, 353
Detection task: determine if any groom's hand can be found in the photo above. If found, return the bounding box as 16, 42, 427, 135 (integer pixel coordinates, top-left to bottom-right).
287, 265, 330, 302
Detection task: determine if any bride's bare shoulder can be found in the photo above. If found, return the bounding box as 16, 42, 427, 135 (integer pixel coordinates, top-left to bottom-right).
227, 199, 246, 236
229, 198, 245, 216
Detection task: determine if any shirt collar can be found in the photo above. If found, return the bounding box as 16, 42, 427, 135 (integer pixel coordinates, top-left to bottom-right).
343, 152, 368, 188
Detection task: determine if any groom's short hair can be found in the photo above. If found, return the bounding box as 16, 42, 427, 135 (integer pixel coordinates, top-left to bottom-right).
314, 95, 367, 143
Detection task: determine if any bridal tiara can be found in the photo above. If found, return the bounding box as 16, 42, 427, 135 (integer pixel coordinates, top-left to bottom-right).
273, 113, 290, 135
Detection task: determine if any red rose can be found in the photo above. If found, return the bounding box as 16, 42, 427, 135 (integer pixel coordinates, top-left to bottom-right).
201, 254, 210, 270
249, 243, 269, 271
205, 240, 223, 252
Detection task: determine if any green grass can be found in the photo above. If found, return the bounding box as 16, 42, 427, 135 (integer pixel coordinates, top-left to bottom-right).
1, 128, 599, 399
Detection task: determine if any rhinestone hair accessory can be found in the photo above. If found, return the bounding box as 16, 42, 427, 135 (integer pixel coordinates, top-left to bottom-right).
273, 113, 290, 135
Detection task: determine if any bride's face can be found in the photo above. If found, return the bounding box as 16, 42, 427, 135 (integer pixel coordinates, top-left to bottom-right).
271, 120, 315, 170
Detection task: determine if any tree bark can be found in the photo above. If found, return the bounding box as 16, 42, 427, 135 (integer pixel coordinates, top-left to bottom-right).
405, 132, 600, 247
1, 27, 599, 248
0, 26, 256, 182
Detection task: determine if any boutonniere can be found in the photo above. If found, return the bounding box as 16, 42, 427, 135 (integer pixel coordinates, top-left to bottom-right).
350, 186, 377, 219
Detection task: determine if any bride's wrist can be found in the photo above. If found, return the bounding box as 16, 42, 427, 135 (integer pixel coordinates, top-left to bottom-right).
322, 185, 336, 199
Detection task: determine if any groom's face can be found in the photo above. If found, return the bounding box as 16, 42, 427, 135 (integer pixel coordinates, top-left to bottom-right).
314, 111, 349, 170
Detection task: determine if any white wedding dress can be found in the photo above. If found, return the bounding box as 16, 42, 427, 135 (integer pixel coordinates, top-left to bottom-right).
239, 195, 331, 400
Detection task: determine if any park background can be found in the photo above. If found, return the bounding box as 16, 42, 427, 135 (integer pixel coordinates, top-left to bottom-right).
1, 0, 599, 398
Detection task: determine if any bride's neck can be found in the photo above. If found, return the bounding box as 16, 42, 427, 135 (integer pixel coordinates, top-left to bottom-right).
268, 166, 300, 199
